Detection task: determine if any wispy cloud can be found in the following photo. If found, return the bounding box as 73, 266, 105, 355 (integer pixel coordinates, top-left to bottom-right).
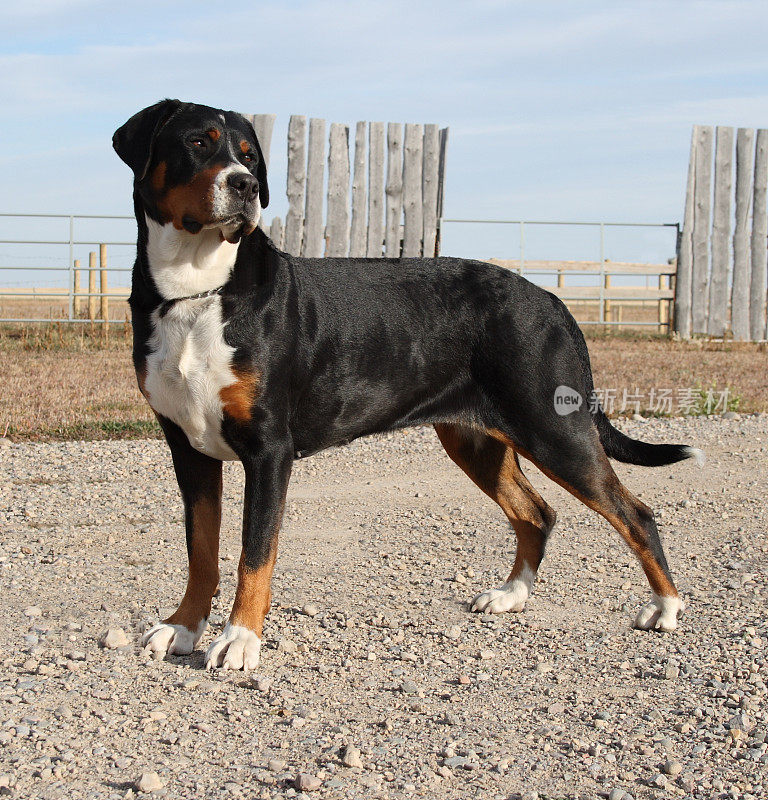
1, 0, 767, 255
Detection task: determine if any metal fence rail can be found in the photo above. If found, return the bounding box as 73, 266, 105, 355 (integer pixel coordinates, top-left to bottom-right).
0, 212, 135, 324
0, 213, 680, 329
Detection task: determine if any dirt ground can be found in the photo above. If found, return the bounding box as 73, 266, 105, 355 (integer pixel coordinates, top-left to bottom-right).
0, 331, 766, 441
1, 414, 766, 800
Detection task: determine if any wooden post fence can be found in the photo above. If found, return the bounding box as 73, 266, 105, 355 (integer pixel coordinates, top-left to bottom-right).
261, 113, 448, 260
676, 123, 768, 341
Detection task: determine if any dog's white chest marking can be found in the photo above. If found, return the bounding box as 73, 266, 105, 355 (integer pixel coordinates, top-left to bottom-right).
145, 297, 239, 461
145, 215, 239, 299
142, 216, 245, 461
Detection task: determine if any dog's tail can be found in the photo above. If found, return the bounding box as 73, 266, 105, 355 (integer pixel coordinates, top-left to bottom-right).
593, 410, 705, 467
554, 295, 705, 468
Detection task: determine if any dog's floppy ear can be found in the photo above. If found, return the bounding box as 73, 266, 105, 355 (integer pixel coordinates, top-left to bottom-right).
112, 99, 183, 182
252, 132, 269, 209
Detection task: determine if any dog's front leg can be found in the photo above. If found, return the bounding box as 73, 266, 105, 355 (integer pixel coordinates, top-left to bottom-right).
205, 440, 293, 671
142, 419, 222, 658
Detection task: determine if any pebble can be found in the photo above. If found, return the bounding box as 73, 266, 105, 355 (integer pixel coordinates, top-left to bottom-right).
251, 676, 273, 693
1, 419, 766, 799
443, 756, 472, 769
294, 773, 322, 792
135, 772, 163, 793
98, 627, 129, 649
340, 744, 363, 768
663, 760, 683, 777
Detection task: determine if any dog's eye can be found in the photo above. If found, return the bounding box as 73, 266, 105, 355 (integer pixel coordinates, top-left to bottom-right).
243, 152, 254, 162
190, 137, 206, 148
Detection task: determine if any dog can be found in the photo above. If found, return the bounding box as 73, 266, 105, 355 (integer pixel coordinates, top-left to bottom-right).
113, 100, 702, 671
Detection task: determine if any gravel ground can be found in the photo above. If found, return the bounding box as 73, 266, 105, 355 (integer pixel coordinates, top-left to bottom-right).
1, 415, 767, 800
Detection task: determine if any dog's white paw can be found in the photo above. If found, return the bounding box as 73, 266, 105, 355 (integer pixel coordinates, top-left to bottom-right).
471, 577, 531, 614
633, 594, 685, 632
205, 623, 261, 671
141, 620, 205, 657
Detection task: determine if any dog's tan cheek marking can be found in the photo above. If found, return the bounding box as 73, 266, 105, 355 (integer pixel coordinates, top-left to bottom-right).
165, 495, 221, 630
156, 165, 225, 230
220, 368, 261, 423
151, 161, 167, 195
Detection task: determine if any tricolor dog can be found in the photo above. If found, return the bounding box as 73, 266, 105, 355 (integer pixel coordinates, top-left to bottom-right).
113, 100, 702, 671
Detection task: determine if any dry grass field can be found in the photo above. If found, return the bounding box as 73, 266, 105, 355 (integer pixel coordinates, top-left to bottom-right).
0, 324, 766, 441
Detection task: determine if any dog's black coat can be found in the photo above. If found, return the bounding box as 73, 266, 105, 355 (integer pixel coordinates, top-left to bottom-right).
114, 100, 696, 665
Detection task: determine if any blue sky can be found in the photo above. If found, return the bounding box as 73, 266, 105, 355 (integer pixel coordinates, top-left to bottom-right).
2, 0, 768, 273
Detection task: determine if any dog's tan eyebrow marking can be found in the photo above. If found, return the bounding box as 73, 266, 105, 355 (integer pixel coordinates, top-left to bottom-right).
239, 140, 250, 154
207, 128, 221, 142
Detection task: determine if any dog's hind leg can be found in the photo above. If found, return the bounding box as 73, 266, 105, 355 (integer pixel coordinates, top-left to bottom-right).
142, 419, 222, 658
435, 423, 556, 614
486, 426, 684, 632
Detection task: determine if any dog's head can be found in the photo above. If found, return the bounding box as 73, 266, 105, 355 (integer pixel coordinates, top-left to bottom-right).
113, 100, 269, 244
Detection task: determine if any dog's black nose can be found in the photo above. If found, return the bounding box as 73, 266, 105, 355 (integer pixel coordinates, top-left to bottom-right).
227, 172, 259, 200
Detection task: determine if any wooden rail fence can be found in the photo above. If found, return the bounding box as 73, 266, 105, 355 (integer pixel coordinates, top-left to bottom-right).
488, 259, 675, 330
69, 243, 115, 327
675, 124, 768, 340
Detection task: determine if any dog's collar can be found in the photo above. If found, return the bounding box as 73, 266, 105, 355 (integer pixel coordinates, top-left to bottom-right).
158, 285, 224, 317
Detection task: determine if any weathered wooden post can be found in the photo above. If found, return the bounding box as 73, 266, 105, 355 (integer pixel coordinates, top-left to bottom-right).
751, 129, 768, 340
603, 274, 612, 322
692, 125, 713, 334
731, 128, 754, 340
249, 114, 276, 232
284, 115, 307, 256
269, 217, 284, 250
402, 123, 424, 257
302, 118, 326, 258
659, 275, 669, 332
422, 124, 440, 259
88, 251, 97, 322
366, 122, 385, 257
708, 126, 734, 336
349, 122, 367, 258
385, 123, 403, 257
100, 243, 109, 331
675, 130, 696, 338
435, 128, 449, 257
73, 259, 81, 317
326, 123, 350, 257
